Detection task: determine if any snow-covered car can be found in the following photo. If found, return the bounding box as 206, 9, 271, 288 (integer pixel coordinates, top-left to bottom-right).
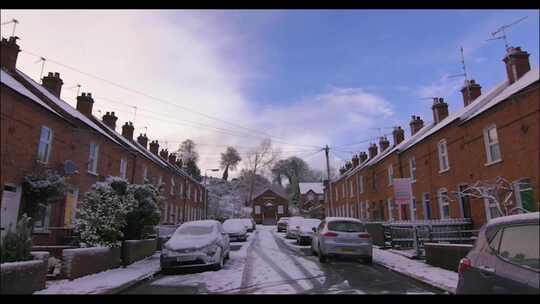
239, 218, 255, 232
296, 218, 321, 245
277, 217, 290, 232
160, 220, 230, 272
311, 217, 372, 264
223, 219, 248, 242
285, 216, 305, 239
456, 212, 539, 294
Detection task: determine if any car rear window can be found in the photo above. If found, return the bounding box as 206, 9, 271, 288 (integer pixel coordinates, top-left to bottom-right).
498, 224, 539, 270
175, 225, 213, 236
328, 221, 365, 232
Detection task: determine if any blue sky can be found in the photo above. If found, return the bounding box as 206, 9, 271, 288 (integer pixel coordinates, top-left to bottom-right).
2, 10, 539, 176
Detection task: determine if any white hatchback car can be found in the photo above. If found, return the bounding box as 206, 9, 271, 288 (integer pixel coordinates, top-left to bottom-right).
285, 216, 305, 239
160, 220, 230, 272
311, 217, 372, 264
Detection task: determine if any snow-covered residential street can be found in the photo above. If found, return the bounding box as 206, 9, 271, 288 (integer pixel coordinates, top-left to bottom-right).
122, 225, 442, 294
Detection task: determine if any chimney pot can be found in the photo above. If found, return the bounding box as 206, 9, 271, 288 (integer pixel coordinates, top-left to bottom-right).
76, 92, 94, 117
379, 136, 390, 151
503, 46, 531, 84
137, 133, 148, 149
392, 126, 405, 146
461, 79, 482, 107
368, 143, 378, 159
102, 111, 118, 130
0, 36, 21, 71
149, 140, 160, 155
121, 121, 135, 141
42, 71, 64, 98
409, 115, 424, 136
431, 97, 449, 124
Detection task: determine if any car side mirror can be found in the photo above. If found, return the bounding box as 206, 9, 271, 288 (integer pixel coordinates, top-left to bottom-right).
312, 227, 317, 232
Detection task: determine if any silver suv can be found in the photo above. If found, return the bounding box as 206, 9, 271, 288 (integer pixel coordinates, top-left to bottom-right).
456, 212, 539, 294
311, 217, 372, 264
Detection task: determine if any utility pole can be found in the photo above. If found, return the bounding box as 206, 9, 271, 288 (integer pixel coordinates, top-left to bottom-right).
324, 145, 333, 217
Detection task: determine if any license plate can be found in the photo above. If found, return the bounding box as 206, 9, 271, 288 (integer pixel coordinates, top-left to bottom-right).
340, 248, 355, 253
177, 255, 195, 262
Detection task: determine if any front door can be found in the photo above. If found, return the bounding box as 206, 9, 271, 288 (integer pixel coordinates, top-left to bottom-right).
459, 185, 472, 219
1, 184, 22, 237
262, 202, 277, 225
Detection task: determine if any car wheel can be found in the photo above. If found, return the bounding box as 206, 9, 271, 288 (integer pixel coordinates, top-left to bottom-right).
319, 252, 328, 263
363, 257, 373, 264
311, 245, 317, 256
212, 249, 224, 271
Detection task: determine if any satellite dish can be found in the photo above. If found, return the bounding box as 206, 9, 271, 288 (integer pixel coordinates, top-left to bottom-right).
64, 160, 78, 175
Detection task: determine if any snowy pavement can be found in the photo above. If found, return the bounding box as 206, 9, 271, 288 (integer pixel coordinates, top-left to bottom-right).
35, 253, 161, 294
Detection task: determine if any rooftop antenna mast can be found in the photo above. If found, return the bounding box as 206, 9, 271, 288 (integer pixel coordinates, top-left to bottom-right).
132, 106, 138, 125
448, 46, 471, 103
486, 16, 528, 49
34, 56, 46, 80
1, 19, 19, 36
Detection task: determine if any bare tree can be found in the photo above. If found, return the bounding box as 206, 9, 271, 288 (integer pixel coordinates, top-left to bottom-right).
177, 139, 199, 164
444, 177, 532, 218
220, 147, 242, 181
245, 139, 281, 211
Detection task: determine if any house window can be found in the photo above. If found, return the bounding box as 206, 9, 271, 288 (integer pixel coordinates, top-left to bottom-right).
514, 179, 535, 212
423, 193, 432, 220
438, 188, 450, 219
387, 198, 394, 221
34, 204, 51, 231
438, 139, 449, 172
255, 206, 261, 214
37, 126, 53, 163
64, 188, 79, 228
483, 125, 502, 164
158, 175, 163, 188
335, 187, 339, 201
388, 165, 394, 186
278, 205, 284, 214
88, 142, 99, 174
342, 184, 346, 198
170, 177, 175, 195
142, 166, 148, 183
349, 180, 354, 197
409, 157, 416, 182
119, 158, 127, 179
358, 175, 364, 194
484, 197, 502, 221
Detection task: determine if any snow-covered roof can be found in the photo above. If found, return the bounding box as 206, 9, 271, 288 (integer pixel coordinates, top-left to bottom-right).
332, 66, 539, 183
1, 69, 63, 118
252, 185, 289, 201
16, 70, 122, 146
299, 182, 324, 194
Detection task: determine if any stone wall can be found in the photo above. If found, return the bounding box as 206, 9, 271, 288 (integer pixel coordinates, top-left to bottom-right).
62, 247, 121, 280
121, 239, 157, 265
424, 242, 473, 272
1, 252, 48, 294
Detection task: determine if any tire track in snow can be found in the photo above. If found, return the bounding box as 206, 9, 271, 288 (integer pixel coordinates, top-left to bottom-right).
239, 230, 258, 293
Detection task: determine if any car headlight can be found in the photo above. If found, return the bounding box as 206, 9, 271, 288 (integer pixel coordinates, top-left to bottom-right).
162, 248, 177, 257
202, 244, 218, 256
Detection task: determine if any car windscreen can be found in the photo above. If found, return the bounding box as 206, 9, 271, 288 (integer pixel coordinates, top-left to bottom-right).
300, 220, 321, 228
223, 221, 244, 230
328, 221, 365, 232
175, 225, 214, 236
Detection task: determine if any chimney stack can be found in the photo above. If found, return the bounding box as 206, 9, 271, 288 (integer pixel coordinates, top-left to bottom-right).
352, 155, 359, 167
339, 167, 346, 175
0, 37, 20, 71
460, 79, 482, 107
432, 97, 449, 124
149, 140, 159, 155
359, 152, 368, 163
42, 72, 63, 98
176, 159, 183, 168
168, 153, 177, 164
368, 143, 378, 159
503, 47, 531, 84
137, 133, 148, 149
76, 92, 94, 117
102, 111, 118, 130
409, 115, 424, 136
160, 149, 169, 160
392, 126, 405, 146
379, 136, 390, 152
121, 122, 134, 141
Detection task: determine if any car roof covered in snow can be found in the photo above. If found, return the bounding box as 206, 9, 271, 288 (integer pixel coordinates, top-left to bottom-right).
299, 182, 324, 194
487, 212, 539, 227
182, 220, 220, 227
324, 217, 363, 223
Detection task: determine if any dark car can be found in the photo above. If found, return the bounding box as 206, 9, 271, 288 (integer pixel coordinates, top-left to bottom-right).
456, 212, 539, 294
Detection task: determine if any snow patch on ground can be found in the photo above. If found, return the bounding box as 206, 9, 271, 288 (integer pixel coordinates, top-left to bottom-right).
373, 247, 457, 294
35, 253, 161, 294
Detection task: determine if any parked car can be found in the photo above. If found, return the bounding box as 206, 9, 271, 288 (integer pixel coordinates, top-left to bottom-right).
239, 218, 255, 232
223, 219, 248, 242
277, 217, 290, 232
285, 216, 305, 239
297, 218, 321, 245
160, 220, 230, 272
311, 217, 372, 264
456, 212, 539, 294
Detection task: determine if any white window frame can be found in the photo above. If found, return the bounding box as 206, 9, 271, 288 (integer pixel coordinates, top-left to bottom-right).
483, 124, 502, 165
349, 179, 354, 198
120, 158, 127, 179
255, 205, 261, 214
170, 177, 175, 195
438, 188, 450, 219
423, 193, 431, 220
388, 165, 394, 186
37, 126, 53, 163
142, 166, 148, 183
88, 142, 99, 174
342, 184, 346, 198
409, 157, 416, 183
358, 175, 364, 194
484, 197, 502, 221
278, 205, 284, 214
411, 197, 417, 221
438, 139, 450, 173
387, 198, 394, 221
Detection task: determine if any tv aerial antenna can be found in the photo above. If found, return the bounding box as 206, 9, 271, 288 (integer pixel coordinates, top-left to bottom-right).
486, 16, 528, 49
448, 46, 471, 102
1, 19, 19, 36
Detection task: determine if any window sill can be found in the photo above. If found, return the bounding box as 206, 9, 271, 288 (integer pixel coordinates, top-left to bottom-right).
438, 168, 450, 174
33, 229, 50, 234
411, 180, 416, 184
87, 171, 98, 176
485, 159, 502, 167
